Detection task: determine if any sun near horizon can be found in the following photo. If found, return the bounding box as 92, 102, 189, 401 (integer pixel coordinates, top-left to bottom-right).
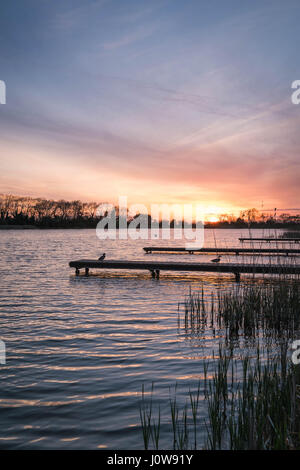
0, 1, 299, 218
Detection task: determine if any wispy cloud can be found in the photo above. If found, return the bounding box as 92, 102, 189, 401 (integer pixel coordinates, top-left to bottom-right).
53, 0, 110, 30
1, 0, 299, 209
102, 23, 158, 50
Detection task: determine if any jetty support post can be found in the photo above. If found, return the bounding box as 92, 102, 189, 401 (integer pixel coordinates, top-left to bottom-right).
85, 267, 89, 276
75, 267, 80, 276
234, 271, 241, 282
150, 270, 155, 279
155, 270, 160, 279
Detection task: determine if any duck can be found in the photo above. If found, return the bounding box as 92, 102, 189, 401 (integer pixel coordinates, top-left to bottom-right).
211, 255, 221, 263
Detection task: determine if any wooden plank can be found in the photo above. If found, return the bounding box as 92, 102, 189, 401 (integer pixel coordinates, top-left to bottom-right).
69, 259, 300, 275
239, 238, 300, 242
143, 247, 300, 255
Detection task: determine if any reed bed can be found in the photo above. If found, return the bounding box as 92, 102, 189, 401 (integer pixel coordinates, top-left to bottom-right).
205, 345, 300, 450
140, 345, 300, 450
140, 279, 300, 449
180, 282, 300, 340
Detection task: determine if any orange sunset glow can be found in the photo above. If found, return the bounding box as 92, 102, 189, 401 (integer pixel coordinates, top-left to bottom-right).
0, 1, 299, 211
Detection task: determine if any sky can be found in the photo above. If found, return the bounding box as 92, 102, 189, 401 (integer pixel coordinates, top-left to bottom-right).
0, 0, 299, 215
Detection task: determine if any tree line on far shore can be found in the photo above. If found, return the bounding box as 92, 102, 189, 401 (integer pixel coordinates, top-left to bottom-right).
0, 194, 299, 229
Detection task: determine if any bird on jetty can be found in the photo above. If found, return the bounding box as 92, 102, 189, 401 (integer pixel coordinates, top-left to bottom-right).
211, 255, 221, 263
98, 253, 106, 261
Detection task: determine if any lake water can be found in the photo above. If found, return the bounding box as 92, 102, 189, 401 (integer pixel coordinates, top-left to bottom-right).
0, 227, 294, 449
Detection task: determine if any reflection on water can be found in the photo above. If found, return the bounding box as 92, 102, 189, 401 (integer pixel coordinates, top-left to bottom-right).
0, 228, 296, 449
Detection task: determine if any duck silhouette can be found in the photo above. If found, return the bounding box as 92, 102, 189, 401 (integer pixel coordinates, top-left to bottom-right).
211, 255, 221, 263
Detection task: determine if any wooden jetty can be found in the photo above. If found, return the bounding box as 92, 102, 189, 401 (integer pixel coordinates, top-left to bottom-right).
239, 237, 300, 243
69, 259, 300, 282
143, 247, 300, 256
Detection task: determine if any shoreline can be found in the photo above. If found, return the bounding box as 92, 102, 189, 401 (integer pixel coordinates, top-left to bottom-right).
0, 225, 95, 230
0, 225, 298, 231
